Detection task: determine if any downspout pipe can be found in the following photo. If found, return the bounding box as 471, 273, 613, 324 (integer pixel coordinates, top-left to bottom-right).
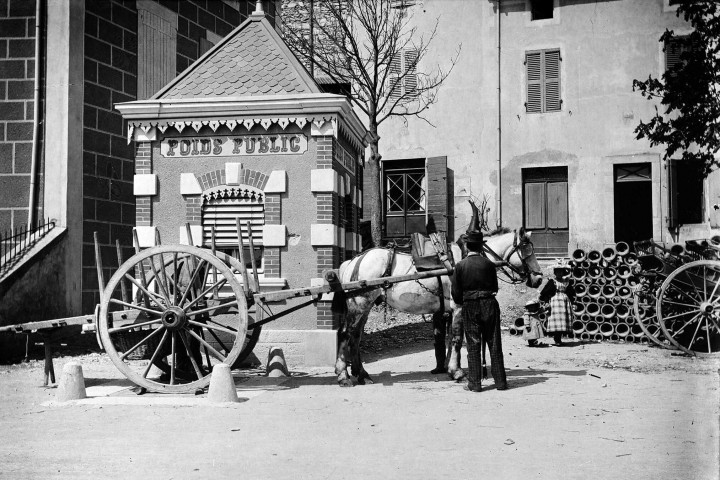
497, 0, 502, 226
28, 0, 42, 229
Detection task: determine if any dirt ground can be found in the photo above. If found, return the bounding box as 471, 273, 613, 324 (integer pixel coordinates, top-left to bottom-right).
1, 266, 719, 479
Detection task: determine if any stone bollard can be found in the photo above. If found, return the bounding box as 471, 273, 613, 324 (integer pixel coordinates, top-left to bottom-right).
266, 347, 289, 377
56, 362, 87, 402
207, 364, 239, 403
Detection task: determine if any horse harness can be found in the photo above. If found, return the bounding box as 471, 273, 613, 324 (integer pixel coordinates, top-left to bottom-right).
482, 231, 539, 284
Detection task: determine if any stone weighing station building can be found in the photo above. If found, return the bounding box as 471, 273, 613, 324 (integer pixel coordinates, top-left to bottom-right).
117, 6, 367, 366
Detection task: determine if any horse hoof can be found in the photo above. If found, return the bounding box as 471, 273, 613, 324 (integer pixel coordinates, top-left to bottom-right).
452, 369, 466, 381
338, 379, 354, 387
357, 374, 374, 385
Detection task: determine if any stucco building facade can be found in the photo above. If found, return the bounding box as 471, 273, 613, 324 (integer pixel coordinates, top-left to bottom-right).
379, 0, 719, 256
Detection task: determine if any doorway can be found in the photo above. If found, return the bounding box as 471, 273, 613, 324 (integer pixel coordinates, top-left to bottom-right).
613, 163, 653, 244
522, 166, 569, 258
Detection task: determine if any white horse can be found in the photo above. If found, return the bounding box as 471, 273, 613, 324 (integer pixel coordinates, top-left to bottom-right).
332, 227, 543, 387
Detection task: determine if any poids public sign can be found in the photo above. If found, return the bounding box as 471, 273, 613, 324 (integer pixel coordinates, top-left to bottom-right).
160, 134, 308, 157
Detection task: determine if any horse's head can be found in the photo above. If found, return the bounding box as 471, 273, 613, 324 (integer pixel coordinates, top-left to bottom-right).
510, 227, 543, 288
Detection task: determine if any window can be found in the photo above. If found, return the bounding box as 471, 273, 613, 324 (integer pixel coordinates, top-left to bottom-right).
384, 159, 426, 238
665, 35, 695, 74
137, 1, 177, 99
525, 49, 561, 113
668, 160, 704, 227
202, 194, 265, 271
530, 0, 553, 20
388, 49, 418, 102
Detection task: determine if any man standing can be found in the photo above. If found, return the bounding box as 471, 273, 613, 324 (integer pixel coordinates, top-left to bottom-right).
450, 230, 508, 392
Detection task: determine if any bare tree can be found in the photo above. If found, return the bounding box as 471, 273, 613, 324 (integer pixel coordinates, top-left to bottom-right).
279, 0, 460, 246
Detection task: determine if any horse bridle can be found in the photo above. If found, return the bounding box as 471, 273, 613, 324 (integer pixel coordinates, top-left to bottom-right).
482, 232, 541, 284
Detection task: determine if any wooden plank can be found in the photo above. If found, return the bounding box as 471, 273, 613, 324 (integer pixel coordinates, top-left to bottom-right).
0, 309, 146, 334
254, 267, 452, 303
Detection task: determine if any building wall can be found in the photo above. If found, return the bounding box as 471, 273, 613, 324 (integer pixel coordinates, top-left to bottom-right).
80, 0, 259, 313
0, 0, 42, 234
379, 0, 715, 249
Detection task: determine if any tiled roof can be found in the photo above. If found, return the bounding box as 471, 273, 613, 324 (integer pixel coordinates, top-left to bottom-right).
156, 17, 319, 99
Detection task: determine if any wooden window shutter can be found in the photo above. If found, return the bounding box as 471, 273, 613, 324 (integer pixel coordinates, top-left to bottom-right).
667, 160, 678, 229
425, 156, 448, 234
404, 49, 418, 97
526, 52, 542, 113
388, 54, 402, 102
137, 1, 177, 100
546, 181, 568, 228
709, 169, 720, 228
544, 50, 561, 111
524, 182, 546, 229
202, 197, 265, 247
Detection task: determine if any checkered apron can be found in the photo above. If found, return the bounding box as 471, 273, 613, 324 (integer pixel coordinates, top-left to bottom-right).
546, 282, 572, 333
462, 298, 506, 388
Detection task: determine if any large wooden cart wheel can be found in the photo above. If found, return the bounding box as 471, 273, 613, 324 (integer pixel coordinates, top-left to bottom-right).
632, 274, 673, 348
134, 250, 262, 368
657, 260, 720, 355
99, 245, 248, 393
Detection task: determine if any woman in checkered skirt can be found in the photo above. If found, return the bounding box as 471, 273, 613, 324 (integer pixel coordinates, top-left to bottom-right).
539, 262, 575, 346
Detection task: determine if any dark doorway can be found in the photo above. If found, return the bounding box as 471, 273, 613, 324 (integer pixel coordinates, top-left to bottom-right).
614, 163, 653, 244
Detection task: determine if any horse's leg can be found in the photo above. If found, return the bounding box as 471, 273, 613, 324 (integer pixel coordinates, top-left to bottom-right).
350, 310, 374, 385
447, 307, 466, 381
430, 311, 447, 374
335, 320, 354, 387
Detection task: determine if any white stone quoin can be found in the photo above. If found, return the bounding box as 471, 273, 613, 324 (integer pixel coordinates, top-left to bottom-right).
311, 224, 339, 246
310, 169, 339, 193
179, 225, 203, 246
262, 224, 287, 246
180, 173, 202, 195
133, 174, 157, 196
264, 170, 287, 193
134, 226, 157, 247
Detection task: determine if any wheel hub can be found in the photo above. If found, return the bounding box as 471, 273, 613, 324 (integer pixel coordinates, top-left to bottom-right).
699, 301, 715, 316
161, 306, 188, 330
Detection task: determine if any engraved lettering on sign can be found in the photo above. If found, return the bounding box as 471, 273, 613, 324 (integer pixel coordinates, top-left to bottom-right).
160, 134, 308, 157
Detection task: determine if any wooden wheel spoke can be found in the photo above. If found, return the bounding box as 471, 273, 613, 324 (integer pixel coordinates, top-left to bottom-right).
707, 276, 720, 304
669, 275, 703, 303
705, 317, 712, 353
186, 328, 227, 363
685, 313, 705, 350
662, 299, 699, 310
661, 309, 697, 323
178, 258, 207, 308
119, 325, 165, 361
188, 319, 237, 336
672, 312, 702, 337
142, 329, 169, 378
178, 330, 204, 380
124, 274, 166, 308
185, 298, 237, 318
109, 298, 163, 317
148, 253, 172, 306
172, 252, 179, 306
108, 319, 162, 334
208, 317, 238, 333
183, 278, 229, 312
204, 326, 232, 355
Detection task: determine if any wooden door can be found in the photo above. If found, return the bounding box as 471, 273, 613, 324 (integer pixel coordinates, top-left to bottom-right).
523, 167, 569, 258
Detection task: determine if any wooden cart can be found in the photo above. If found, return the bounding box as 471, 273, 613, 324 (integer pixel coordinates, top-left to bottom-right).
1, 222, 453, 394
631, 239, 720, 355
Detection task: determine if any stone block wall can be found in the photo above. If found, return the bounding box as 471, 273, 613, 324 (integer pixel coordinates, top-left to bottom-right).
0, 0, 42, 235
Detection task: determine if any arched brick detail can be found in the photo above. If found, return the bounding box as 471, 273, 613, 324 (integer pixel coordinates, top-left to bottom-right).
195, 168, 269, 191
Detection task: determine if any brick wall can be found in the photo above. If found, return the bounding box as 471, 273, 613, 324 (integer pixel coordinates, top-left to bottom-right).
0, 0, 42, 235
81, 0, 253, 312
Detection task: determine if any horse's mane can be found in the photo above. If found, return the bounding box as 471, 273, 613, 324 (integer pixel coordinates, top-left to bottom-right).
485, 227, 512, 237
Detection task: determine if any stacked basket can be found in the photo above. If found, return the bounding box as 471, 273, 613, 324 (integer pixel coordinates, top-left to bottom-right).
510, 241, 649, 343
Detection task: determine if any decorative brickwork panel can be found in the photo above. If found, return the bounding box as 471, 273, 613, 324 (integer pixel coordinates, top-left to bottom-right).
316, 303, 340, 330
264, 194, 281, 225
184, 195, 202, 225
264, 247, 280, 277
136, 196, 151, 226
316, 193, 338, 224
315, 136, 334, 169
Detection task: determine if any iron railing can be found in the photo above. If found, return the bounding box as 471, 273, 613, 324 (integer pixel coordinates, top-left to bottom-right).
0, 218, 56, 275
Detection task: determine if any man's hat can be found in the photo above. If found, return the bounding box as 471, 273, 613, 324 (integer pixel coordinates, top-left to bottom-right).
465, 231, 484, 244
